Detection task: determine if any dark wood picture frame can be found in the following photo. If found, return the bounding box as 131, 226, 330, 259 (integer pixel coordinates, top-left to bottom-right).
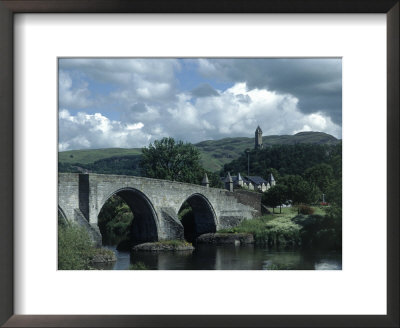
0, 1, 398, 327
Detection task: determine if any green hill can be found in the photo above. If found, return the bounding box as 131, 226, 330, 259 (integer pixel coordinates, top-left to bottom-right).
58, 148, 142, 164
59, 132, 340, 173
194, 132, 339, 171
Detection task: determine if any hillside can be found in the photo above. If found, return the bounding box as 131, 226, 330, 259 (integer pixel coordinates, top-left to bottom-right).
195, 132, 339, 171
58, 148, 142, 164
59, 131, 340, 173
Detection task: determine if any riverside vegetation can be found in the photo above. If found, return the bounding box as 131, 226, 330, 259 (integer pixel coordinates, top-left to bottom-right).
218, 205, 341, 250
58, 218, 116, 270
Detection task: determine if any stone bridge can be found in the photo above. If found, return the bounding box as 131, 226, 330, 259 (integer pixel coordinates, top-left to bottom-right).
58, 173, 262, 245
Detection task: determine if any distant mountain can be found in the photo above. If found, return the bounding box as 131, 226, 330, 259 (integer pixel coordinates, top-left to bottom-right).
58, 131, 340, 173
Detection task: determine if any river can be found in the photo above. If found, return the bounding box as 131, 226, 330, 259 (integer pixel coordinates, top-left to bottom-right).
99, 245, 342, 270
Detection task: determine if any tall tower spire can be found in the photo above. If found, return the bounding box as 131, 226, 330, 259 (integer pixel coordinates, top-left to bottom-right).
255, 126, 263, 149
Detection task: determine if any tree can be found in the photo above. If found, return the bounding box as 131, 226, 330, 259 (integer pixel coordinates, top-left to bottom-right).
326, 178, 342, 206
262, 184, 287, 213
304, 163, 334, 194
204, 170, 224, 188
279, 175, 320, 212
265, 167, 280, 182
140, 137, 203, 184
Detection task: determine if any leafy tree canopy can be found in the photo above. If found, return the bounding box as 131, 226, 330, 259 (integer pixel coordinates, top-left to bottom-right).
222, 143, 341, 180
304, 163, 334, 193
140, 137, 203, 184
279, 175, 320, 205
262, 184, 288, 213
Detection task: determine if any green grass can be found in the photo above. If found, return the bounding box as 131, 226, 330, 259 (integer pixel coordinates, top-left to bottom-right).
219, 214, 302, 246
59, 148, 142, 164
270, 205, 327, 217
218, 206, 329, 247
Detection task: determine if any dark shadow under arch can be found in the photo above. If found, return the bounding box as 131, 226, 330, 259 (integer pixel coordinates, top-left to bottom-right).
99, 188, 159, 246
179, 193, 216, 242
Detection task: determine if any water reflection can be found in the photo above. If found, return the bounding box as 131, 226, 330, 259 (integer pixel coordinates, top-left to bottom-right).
97, 244, 341, 270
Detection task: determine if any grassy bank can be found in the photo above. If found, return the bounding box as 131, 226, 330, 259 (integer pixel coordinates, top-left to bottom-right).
219, 206, 341, 250
58, 224, 115, 270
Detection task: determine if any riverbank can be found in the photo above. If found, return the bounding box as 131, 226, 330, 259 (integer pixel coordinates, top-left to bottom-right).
217, 206, 341, 250
196, 232, 254, 245
58, 224, 116, 270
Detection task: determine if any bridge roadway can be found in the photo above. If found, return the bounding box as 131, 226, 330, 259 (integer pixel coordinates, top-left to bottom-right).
58, 173, 261, 245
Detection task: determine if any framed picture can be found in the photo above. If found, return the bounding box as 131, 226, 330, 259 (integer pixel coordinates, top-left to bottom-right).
0, 0, 398, 327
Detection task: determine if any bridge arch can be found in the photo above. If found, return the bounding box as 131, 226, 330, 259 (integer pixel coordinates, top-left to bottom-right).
178, 193, 217, 242
99, 187, 159, 245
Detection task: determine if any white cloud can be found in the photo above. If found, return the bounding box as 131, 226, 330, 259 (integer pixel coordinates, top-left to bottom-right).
127, 82, 341, 145
58, 109, 150, 151
58, 71, 92, 109
59, 80, 342, 151
58, 58, 342, 151
195, 58, 342, 125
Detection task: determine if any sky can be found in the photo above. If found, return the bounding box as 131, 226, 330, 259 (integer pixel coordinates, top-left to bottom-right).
58, 58, 342, 151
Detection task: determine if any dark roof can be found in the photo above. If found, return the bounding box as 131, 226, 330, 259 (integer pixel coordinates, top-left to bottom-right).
245, 176, 268, 186
255, 125, 263, 133
221, 174, 268, 186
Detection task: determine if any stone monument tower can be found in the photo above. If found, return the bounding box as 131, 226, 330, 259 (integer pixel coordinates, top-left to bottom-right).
255, 125, 263, 149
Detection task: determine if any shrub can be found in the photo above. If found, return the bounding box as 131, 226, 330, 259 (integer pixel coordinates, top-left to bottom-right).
156, 240, 192, 247
58, 224, 119, 269
58, 225, 95, 270
130, 262, 148, 270
298, 205, 314, 215
292, 211, 341, 250
219, 215, 301, 247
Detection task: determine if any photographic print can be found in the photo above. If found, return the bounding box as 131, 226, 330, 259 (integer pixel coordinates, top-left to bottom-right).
58, 58, 342, 270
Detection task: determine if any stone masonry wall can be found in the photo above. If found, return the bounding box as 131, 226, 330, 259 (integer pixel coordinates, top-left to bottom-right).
58, 173, 80, 224
58, 173, 261, 241
232, 189, 262, 216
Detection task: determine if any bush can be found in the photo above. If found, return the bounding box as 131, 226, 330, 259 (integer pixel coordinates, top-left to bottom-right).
58, 224, 118, 269
219, 207, 341, 250
58, 225, 95, 270
219, 216, 301, 247
292, 210, 341, 250
298, 205, 314, 215
130, 262, 148, 270
155, 240, 192, 247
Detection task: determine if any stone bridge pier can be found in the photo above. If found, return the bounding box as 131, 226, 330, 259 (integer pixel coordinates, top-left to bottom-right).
58, 173, 262, 246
